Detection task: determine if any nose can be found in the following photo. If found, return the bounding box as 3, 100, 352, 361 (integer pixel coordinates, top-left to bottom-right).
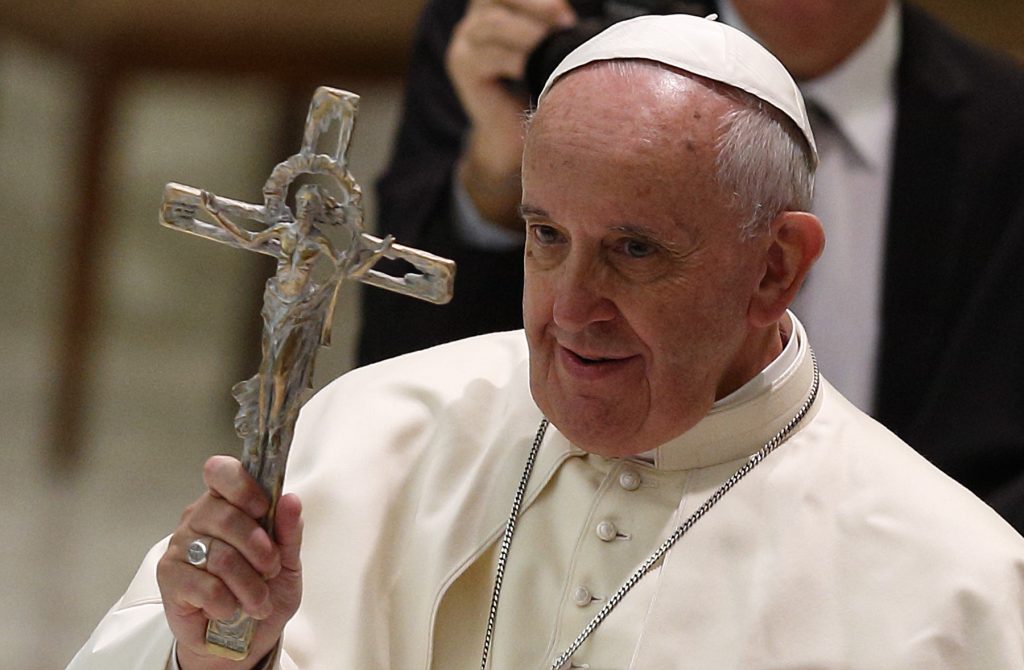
551, 256, 617, 332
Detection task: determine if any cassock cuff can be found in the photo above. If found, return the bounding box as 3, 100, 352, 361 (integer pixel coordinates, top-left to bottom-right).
452, 177, 523, 251
169, 640, 279, 670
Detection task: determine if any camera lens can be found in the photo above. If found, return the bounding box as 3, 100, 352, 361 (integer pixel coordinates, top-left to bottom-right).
522, 0, 714, 102
524, 18, 616, 102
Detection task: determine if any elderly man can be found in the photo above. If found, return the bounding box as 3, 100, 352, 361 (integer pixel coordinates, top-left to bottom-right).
362, 0, 1024, 533
69, 15, 1023, 670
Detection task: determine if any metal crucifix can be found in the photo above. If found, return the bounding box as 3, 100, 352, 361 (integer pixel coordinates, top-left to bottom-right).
159, 86, 454, 659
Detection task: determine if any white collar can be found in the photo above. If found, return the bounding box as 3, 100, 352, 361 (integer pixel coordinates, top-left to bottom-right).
712, 311, 800, 410
717, 0, 901, 169
631, 312, 820, 470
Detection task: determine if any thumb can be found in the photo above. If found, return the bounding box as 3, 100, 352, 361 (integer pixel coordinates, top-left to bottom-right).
274, 493, 303, 572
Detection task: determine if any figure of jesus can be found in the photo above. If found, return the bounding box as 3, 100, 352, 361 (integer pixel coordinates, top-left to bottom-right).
198, 185, 392, 523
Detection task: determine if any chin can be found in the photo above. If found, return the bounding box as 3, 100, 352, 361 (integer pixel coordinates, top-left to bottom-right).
543, 402, 652, 457
548, 396, 705, 457
573, 436, 645, 459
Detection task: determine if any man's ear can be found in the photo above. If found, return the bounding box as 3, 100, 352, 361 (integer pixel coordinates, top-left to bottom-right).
748, 211, 825, 327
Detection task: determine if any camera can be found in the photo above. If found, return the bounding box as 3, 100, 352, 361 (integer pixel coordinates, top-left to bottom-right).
523, 0, 715, 101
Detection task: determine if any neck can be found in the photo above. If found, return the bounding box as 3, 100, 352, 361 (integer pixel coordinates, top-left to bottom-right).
726, 0, 891, 80
715, 322, 784, 400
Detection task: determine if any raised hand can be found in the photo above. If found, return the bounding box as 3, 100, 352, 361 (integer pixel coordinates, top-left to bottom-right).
157, 456, 304, 670
447, 0, 575, 229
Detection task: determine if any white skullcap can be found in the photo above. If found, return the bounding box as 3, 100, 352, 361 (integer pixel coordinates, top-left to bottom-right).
538, 13, 817, 162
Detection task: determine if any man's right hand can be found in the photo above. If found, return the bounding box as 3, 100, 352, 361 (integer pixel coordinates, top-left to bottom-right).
447, 0, 576, 230
156, 456, 304, 670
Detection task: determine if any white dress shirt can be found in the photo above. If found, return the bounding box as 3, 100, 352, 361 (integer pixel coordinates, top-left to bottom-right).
718, 0, 901, 412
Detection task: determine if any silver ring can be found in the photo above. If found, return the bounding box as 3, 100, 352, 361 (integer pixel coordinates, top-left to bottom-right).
186, 537, 212, 569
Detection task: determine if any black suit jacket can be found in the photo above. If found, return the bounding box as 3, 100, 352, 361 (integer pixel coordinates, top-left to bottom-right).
358, 0, 1024, 530
877, 5, 1024, 529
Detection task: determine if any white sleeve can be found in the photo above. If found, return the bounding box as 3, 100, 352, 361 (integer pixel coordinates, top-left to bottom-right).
67, 537, 299, 670
167, 642, 286, 670
65, 538, 176, 670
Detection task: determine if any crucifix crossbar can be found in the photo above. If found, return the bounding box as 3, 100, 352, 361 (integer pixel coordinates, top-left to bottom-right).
159, 86, 455, 660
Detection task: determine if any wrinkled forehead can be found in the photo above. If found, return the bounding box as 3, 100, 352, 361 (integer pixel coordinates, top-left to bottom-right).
527, 62, 723, 147
522, 66, 734, 231
538, 14, 816, 163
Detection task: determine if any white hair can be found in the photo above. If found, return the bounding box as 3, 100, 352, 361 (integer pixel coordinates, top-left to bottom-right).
713, 84, 816, 238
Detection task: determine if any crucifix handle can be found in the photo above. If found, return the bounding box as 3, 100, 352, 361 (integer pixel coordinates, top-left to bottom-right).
201, 441, 288, 659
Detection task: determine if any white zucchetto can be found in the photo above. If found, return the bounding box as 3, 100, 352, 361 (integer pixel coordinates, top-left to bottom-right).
539, 13, 818, 162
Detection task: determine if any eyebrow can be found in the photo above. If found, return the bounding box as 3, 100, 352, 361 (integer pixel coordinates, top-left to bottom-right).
518, 204, 549, 219
609, 224, 662, 239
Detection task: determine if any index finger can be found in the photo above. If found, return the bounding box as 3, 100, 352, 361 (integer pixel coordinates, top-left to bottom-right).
202, 455, 270, 521
471, 0, 576, 29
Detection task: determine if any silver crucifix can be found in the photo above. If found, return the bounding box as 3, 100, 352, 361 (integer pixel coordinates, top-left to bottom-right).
160, 86, 454, 660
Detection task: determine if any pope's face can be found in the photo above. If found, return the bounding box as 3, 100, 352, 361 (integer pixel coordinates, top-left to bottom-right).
522, 66, 768, 457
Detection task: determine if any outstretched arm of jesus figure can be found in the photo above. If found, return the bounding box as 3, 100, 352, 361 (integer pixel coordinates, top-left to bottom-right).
156, 456, 304, 670
160, 184, 279, 259
199, 190, 285, 252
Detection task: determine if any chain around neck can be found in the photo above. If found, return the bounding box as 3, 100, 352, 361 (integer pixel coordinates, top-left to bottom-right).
479, 352, 820, 670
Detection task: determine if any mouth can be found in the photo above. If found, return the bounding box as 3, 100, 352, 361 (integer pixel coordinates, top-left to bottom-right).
568, 350, 621, 365
558, 345, 637, 375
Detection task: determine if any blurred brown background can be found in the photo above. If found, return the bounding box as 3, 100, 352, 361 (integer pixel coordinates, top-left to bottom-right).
0, 2, 1019, 668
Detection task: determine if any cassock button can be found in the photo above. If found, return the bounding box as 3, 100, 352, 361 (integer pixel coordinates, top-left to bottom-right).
618, 469, 641, 491
596, 520, 618, 542
572, 585, 593, 607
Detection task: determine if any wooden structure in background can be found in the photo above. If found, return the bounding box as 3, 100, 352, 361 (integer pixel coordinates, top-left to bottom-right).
911, 0, 1024, 61
4, 0, 425, 473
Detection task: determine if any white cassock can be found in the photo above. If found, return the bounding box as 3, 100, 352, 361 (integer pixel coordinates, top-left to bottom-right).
68, 315, 1024, 669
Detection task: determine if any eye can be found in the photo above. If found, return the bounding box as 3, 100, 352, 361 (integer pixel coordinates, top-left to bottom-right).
530, 223, 564, 245
620, 237, 658, 259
